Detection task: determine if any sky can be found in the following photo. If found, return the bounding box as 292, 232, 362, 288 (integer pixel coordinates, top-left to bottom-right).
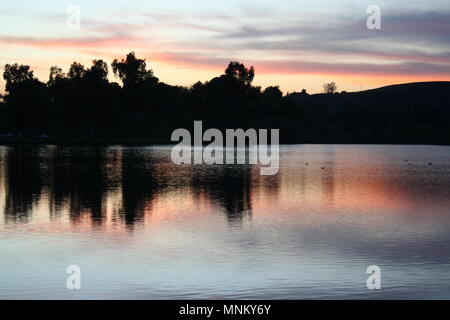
0, 0, 449, 94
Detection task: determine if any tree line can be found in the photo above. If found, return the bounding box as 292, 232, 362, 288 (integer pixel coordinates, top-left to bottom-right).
1, 52, 448, 144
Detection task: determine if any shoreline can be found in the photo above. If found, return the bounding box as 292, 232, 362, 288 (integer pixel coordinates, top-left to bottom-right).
0, 137, 449, 147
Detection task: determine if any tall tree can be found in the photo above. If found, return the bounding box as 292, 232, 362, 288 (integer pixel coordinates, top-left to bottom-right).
86, 60, 108, 82
83, 60, 115, 138
48, 66, 64, 86
3, 64, 48, 134
111, 52, 158, 111
68, 62, 86, 80
111, 52, 155, 88
225, 61, 255, 86
3, 64, 34, 92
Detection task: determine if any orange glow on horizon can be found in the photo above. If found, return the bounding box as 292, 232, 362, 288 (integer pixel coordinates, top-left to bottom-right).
1, 43, 449, 95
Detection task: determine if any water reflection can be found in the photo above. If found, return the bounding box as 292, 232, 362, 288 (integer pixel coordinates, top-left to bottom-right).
2, 145, 450, 228
0, 146, 268, 228
1, 145, 450, 299
3, 146, 44, 223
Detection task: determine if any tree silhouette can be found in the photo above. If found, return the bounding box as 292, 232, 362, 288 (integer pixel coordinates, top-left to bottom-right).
86, 60, 109, 82
323, 82, 337, 94
225, 61, 255, 86
1, 55, 449, 145
48, 63, 84, 132
83, 60, 117, 138
111, 52, 159, 112
111, 52, 156, 88
3, 64, 49, 134
48, 66, 64, 86
263, 86, 283, 99
4, 64, 34, 91
68, 62, 86, 80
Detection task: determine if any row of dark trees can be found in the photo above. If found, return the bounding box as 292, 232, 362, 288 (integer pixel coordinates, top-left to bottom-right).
1, 52, 291, 140
1, 52, 449, 144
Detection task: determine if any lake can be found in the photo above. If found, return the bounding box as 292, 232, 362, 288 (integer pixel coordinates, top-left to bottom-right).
0, 144, 449, 299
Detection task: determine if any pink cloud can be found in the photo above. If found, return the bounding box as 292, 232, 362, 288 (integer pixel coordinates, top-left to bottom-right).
0, 35, 142, 49
140, 51, 450, 78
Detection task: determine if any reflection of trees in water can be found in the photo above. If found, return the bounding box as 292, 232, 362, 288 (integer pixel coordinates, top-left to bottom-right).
47, 147, 160, 229
1, 146, 162, 228
1, 146, 278, 227
51, 148, 107, 225
191, 165, 253, 224
120, 149, 159, 229
3, 146, 47, 223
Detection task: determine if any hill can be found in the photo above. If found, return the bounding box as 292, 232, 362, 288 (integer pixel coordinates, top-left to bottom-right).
289, 81, 450, 112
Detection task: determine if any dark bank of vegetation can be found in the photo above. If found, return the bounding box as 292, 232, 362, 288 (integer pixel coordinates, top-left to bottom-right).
1, 52, 449, 145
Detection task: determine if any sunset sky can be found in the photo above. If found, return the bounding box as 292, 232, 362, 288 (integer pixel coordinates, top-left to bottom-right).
1, 0, 449, 94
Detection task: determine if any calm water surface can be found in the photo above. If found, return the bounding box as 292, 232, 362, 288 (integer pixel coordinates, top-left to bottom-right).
0, 145, 450, 299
